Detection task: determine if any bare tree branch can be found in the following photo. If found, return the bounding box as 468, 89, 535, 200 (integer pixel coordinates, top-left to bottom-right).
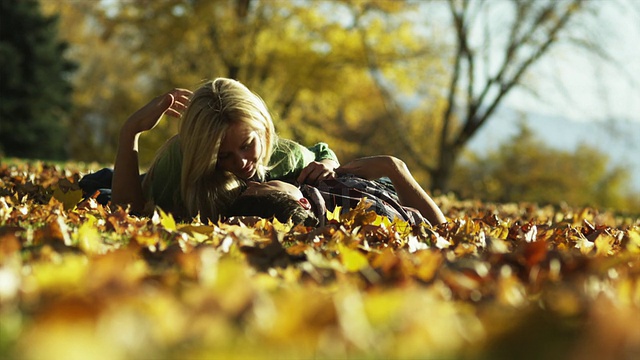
455, 0, 583, 148
351, 4, 436, 172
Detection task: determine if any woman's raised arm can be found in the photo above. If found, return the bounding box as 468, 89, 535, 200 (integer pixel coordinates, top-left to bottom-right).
111, 89, 191, 214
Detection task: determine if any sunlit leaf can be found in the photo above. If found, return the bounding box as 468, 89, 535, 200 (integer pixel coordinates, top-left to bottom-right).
414, 250, 442, 282
327, 205, 341, 222
371, 214, 393, 228
625, 229, 640, 254
575, 237, 595, 255
594, 233, 615, 256
489, 222, 510, 240
3, 159, 640, 360
434, 233, 452, 249
338, 243, 369, 272
178, 224, 216, 243
271, 217, 293, 233
158, 208, 177, 231
51, 186, 83, 210
28, 254, 88, 292
75, 215, 105, 255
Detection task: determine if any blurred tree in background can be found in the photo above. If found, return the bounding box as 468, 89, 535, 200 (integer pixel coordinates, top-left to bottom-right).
0, 0, 75, 160
42, 0, 447, 171
362, 0, 622, 193
38, 1, 159, 163
451, 121, 639, 213
36, 0, 638, 210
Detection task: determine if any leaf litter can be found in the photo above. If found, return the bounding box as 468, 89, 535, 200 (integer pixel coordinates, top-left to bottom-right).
0, 161, 639, 359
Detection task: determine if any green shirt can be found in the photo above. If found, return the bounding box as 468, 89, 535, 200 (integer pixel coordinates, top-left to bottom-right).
266, 138, 338, 181
147, 137, 338, 213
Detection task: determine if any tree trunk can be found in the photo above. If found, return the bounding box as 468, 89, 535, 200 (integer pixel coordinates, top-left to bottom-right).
431, 145, 458, 193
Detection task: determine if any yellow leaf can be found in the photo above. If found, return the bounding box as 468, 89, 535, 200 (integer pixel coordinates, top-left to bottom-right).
271, 217, 292, 233
414, 250, 442, 282
594, 233, 614, 256
305, 248, 343, 271
327, 205, 342, 222
626, 230, 640, 254
574, 237, 594, 256
29, 254, 88, 292
51, 186, 83, 210
489, 222, 510, 240
178, 225, 216, 243
338, 243, 369, 272
159, 208, 177, 231
371, 214, 392, 228
76, 215, 104, 255
134, 234, 158, 248
392, 218, 412, 236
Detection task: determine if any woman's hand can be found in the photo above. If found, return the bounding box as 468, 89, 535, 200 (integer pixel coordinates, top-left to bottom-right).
122, 88, 192, 136
297, 159, 338, 185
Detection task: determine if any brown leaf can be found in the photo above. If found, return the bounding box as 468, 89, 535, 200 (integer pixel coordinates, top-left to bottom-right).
0, 226, 22, 264
241, 236, 305, 272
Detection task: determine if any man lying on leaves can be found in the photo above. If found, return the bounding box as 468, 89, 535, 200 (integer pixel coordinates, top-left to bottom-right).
225, 156, 447, 227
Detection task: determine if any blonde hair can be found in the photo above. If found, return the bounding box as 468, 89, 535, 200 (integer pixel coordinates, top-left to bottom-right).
147, 78, 277, 221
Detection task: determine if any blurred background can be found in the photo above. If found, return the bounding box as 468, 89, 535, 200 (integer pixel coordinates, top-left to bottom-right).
1, 0, 639, 213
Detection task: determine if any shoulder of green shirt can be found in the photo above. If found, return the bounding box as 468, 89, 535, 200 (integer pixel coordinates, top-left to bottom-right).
307, 142, 338, 162
274, 138, 338, 161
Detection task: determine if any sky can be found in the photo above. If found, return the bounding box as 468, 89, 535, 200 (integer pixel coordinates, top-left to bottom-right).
464, 0, 640, 192
99, 0, 638, 123
60, 0, 640, 191
504, 0, 640, 124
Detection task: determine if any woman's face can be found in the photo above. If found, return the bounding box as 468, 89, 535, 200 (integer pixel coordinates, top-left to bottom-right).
217, 121, 263, 179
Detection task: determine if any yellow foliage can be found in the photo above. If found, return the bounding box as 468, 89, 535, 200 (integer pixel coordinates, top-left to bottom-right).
42, 0, 450, 172
3, 160, 640, 359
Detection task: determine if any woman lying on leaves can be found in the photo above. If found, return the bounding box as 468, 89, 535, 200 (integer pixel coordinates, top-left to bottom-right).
225, 155, 447, 227
108, 78, 339, 222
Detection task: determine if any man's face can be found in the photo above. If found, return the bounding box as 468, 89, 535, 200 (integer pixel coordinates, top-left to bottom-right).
241, 180, 311, 210
242, 180, 303, 198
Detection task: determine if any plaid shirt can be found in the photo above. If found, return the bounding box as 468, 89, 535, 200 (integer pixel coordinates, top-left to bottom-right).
301, 174, 427, 226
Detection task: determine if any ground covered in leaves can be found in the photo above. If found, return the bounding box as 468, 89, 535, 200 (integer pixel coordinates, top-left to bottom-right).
1, 160, 639, 360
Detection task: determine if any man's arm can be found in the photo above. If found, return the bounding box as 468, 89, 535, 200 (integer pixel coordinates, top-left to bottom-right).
335, 156, 446, 225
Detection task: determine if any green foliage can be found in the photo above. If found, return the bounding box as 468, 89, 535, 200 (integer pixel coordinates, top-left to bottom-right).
0, 0, 75, 160
451, 122, 639, 213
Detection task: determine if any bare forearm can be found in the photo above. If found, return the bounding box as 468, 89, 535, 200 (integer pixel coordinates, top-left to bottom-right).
110, 89, 190, 214
336, 155, 447, 225
320, 158, 339, 168
111, 128, 145, 213
385, 158, 447, 225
